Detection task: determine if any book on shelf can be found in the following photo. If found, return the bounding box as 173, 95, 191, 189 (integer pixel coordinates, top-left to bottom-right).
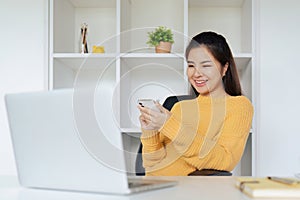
236, 177, 300, 198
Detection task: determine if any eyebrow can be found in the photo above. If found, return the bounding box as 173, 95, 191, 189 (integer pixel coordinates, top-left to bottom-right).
187, 60, 212, 64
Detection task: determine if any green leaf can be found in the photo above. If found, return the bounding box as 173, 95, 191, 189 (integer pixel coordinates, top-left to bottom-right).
146, 26, 174, 47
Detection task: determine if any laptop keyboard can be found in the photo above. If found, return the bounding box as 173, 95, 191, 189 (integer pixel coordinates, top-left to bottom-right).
128, 181, 152, 188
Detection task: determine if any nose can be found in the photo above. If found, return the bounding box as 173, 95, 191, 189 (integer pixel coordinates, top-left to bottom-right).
192, 66, 203, 77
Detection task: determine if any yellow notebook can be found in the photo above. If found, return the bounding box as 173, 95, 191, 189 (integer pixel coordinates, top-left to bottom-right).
236, 177, 300, 198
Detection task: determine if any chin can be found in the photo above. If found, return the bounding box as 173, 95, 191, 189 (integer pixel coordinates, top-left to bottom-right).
193, 87, 209, 96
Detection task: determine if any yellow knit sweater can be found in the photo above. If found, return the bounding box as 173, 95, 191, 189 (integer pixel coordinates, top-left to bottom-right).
140, 95, 253, 176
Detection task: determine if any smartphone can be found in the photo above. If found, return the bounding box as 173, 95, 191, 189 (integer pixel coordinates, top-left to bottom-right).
138, 99, 160, 112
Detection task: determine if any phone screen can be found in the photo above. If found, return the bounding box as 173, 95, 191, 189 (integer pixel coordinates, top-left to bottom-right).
138, 99, 160, 112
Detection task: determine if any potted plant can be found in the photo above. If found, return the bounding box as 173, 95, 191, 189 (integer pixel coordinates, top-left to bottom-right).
147, 26, 174, 53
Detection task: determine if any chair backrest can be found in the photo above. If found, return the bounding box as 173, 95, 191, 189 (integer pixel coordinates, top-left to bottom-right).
135, 95, 195, 176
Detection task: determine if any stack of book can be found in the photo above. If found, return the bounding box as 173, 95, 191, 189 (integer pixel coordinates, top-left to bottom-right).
236, 177, 300, 198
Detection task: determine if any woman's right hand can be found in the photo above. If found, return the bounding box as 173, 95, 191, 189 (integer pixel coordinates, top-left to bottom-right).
138, 102, 171, 130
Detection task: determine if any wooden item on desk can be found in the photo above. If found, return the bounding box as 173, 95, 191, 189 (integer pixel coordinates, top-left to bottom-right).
236, 177, 300, 198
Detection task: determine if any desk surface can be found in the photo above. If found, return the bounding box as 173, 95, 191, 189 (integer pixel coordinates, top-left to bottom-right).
0, 176, 291, 200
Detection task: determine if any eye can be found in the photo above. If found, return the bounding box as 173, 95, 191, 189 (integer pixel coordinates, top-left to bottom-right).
188, 64, 195, 68
202, 64, 212, 68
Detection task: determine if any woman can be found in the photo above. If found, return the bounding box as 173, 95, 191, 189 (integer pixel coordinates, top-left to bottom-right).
138, 31, 253, 176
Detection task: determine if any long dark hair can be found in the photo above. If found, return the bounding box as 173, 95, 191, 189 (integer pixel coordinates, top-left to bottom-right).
185, 31, 242, 96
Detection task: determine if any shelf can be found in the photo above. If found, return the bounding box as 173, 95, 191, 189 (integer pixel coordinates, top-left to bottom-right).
69, 0, 116, 8
121, 128, 142, 138
120, 53, 184, 58
189, 0, 245, 7
50, 0, 255, 176
53, 53, 187, 59
53, 52, 250, 59
233, 53, 252, 71
53, 53, 117, 70
121, 128, 141, 134
52, 52, 251, 72
53, 53, 117, 58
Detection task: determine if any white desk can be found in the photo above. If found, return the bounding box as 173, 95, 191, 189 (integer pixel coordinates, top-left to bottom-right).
0, 176, 291, 200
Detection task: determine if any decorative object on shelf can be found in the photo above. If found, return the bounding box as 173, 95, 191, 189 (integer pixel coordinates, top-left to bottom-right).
92, 45, 105, 53
80, 23, 88, 53
147, 26, 174, 53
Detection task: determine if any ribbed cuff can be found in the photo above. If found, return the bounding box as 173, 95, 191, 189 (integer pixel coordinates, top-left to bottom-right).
141, 129, 160, 146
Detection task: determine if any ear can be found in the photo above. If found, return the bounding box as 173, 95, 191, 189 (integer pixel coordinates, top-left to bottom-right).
222, 62, 229, 77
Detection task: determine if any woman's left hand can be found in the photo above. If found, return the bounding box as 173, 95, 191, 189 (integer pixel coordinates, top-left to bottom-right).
138, 102, 171, 130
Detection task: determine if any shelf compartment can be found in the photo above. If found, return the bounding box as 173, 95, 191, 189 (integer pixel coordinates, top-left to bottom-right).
233, 53, 252, 99
188, 0, 252, 53
52, 54, 117, 89
120, 55, 185, 71
119, 57, 187, 128
120, 0, 185, 54
52, 0, 117, 54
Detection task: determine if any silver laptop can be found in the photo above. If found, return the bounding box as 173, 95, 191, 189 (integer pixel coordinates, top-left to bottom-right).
5, 89, 176, 194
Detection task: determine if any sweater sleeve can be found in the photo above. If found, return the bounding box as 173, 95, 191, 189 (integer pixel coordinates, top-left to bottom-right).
140, 102, 183, 169
140, 129, 166, 168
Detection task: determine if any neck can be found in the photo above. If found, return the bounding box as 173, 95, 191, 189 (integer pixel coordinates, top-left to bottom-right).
200, 88, 228, 99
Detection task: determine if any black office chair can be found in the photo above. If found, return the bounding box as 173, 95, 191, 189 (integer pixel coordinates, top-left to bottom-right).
135, 95, 232, 176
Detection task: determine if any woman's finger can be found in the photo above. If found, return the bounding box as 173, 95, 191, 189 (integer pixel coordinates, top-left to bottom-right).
155, 102, 166, 113
139, 105, 157, 117
140, 111, 152, 122
139, 115, 147, 126
138, 104, 149, 113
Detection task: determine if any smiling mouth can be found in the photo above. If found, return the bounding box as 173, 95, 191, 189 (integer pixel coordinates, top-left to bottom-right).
195, 80, 208, 87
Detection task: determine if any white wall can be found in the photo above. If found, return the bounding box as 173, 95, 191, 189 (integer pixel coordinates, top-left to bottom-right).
0, 0, 47, 175
256, 0, 300, 176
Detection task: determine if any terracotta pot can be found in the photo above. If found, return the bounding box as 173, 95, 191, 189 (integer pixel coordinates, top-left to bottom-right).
155, 41, 172, 53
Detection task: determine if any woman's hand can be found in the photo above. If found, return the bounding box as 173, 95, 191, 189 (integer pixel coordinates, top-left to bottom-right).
138, 102, 171, 130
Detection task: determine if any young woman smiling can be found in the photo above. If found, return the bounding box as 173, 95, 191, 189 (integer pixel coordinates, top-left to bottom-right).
138, 31, 253, 176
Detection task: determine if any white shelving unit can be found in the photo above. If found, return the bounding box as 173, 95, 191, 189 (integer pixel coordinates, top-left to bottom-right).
48, 0, 255, 176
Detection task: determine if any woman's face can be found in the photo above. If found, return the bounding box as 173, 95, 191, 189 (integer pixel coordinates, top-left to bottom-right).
187, 46, 228, 97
